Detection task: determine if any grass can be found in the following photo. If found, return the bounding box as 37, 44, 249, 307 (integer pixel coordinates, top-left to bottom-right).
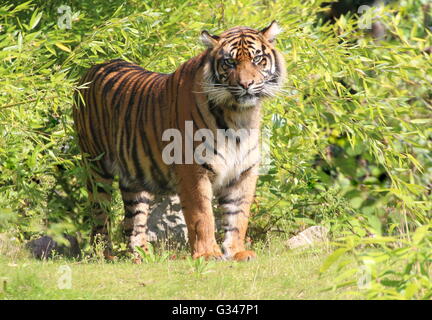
0, 239, 364, 300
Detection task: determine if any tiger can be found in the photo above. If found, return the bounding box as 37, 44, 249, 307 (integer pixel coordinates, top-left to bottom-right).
73, 21, 286, 262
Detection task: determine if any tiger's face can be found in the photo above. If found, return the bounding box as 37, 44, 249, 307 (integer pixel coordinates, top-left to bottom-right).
201, 21, 285, 109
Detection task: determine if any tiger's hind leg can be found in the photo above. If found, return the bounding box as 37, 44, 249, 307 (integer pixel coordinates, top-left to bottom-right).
218, 167, 258, 262
120, 186, 154, 263
86, 167, 115, 260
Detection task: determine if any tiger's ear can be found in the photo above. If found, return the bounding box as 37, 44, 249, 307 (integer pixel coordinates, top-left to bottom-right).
260, 20, 282, 43
200, 30, 220, 48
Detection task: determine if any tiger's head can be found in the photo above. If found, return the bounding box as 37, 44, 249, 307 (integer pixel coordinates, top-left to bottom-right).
201, 21, 286, 109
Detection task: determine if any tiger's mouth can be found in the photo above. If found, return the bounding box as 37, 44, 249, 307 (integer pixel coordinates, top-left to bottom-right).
233, 92, 259, 106
235, 92, 256, 99
202, 77, 281, 109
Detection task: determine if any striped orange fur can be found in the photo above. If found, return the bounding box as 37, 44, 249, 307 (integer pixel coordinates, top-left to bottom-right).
73, 21, 285, 261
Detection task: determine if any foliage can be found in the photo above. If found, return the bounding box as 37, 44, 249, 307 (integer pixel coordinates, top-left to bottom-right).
135, 244, 170, 264
0, 0, 431, 299
186, 256, 215, 277
321, 224, 432, 299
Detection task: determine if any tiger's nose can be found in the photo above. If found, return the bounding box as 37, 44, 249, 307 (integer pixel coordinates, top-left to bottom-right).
239, 80, 254, 90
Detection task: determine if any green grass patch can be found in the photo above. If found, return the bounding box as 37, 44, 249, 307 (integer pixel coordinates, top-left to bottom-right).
0, 241, 364, 300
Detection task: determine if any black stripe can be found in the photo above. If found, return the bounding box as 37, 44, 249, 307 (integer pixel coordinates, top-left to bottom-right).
116, 72, 144, 173
130, 131, 147, 181
195, 51, 208, 70
225, 163, 257, 188
151, 76, 164, 150
239, 34, 258, 41
87, 71, 109, 156
175, 64, 188, 133
96, 68, 140, 163
194, 96, 212, 129
144, 74, 161, 123
224, 210, 242, 215
191, 116, 220, 159
243, 143, 258, 160
128, 73, 146, 167
193, 96, 226, 162
119, 183, 152, 193
223, 227, 239, 232
201, 163, 216, 174
208, 100, 229, 130
104, 69, 141, 108
218, 196, 245, 205
124, 209, 146, 219
137, 84, 168, 186
129, 76, 154, 180
156, 76, 168, 138
123, 197, 151, 206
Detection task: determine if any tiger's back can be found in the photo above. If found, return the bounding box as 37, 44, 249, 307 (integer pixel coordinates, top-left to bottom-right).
74, 59, 180, 194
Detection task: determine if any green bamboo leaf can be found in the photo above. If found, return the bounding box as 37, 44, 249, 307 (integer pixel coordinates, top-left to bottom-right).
320, 248, 349, 273
29, 9, 42, 30
55, 42, 71, 52
412, 225, 430, 245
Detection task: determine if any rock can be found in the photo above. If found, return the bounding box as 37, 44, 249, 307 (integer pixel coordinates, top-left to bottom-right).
371, 21, 386, 40
26, 196, 188, 257
27, 196, 188, 258
26, 234, 80, 259
286, 226, 329, 249
27, 236, 56, 259
146, 196, 188, 245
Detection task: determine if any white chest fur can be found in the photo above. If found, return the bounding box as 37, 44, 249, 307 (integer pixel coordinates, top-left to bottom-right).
210, 127, 260, 192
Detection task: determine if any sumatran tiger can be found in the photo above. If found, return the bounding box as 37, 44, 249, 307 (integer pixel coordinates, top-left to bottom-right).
73, 21, 286, 262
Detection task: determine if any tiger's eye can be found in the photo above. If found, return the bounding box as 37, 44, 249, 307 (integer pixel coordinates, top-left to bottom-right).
224, 58, 236, 67
252, 55, 263, 64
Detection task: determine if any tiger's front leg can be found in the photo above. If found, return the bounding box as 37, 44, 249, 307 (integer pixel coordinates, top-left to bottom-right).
218, 167, 258, 261
177, 167, 223, 260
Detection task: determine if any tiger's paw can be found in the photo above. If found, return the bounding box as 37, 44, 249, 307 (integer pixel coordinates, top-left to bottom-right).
103, 252, 117, 262
193, 252, 224, 261
233, 250, 256, 262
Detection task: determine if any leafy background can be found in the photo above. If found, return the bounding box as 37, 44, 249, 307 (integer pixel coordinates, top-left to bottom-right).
0, 0, 431, 299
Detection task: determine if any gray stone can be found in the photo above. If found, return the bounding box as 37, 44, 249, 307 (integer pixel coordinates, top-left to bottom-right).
26, 234, 80, 259
286, 226, 329, 249
146, 195, 188, 244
